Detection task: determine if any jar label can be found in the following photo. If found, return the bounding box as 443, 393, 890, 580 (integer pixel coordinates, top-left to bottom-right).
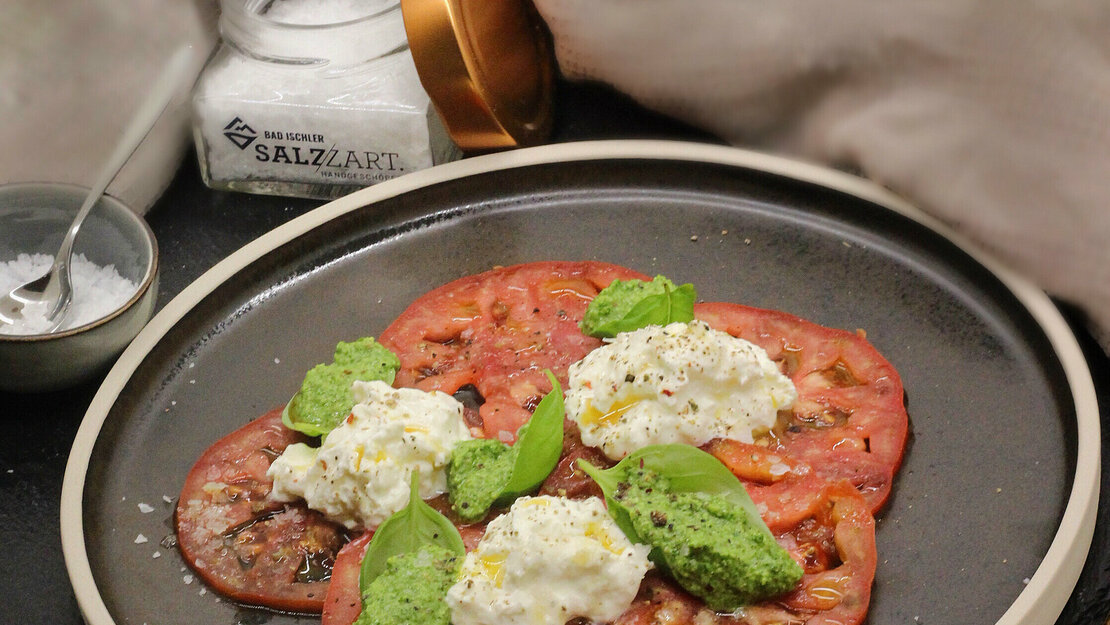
195, 105, 440, 193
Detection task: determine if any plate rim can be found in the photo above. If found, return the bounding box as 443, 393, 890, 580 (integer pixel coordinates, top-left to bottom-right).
60, 139, 1101, 625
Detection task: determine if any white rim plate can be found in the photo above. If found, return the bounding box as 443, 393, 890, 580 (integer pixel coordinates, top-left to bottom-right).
61, 140, 1100, 625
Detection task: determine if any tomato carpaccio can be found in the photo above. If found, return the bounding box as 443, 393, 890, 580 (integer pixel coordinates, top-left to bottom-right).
175, 261, 908, 624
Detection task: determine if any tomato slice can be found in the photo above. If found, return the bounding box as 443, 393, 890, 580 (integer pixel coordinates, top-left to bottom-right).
695, 302, 909, 512
322, 532, 371, 625
614, 479, 876, 625
175, 408, 348, 613
379, 261, 649, 441
539, 419, 613, 500
705, 438, 832, 535
773, 480, 877, 623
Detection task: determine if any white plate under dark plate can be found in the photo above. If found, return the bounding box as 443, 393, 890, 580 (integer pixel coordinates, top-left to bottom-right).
61, 141, 1099, 625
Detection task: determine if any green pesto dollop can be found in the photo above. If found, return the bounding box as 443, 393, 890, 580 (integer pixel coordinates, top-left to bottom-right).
580, 275, 695, 338
446, 438, 516, 522
285, 337, 401, 437
355, 543, 460, 625
446, 374, 564, 523
616, 468, 803, 610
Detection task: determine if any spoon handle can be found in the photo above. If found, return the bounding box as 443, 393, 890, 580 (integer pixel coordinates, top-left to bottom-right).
46, 45, 198, 320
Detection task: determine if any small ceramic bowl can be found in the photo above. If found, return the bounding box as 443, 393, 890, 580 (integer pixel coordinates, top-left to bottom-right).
0, 183, 159, 392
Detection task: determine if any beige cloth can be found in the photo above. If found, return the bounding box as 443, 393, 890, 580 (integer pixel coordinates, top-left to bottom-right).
535, 0, 1110, 353
0, 0, 216, 214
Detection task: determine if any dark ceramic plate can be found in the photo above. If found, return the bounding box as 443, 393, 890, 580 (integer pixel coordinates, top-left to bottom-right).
62, 142, 1099, 625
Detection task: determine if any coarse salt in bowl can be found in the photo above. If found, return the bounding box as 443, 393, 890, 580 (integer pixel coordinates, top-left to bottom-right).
1, 252, 141, 336
0, 183, 159, 392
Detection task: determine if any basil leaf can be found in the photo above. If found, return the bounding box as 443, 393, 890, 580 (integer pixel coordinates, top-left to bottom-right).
359, 472, 465, 594
577, 444, 771, 539
589, 282, 697, 338
280, 396, 300, 431
575, 459, 642, 545
497, 370, 565, 503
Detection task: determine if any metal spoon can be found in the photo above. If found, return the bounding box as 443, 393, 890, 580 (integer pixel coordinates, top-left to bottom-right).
0, 46, 195, 332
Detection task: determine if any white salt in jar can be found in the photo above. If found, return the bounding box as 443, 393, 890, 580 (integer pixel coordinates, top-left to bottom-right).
192, 0, 461, 199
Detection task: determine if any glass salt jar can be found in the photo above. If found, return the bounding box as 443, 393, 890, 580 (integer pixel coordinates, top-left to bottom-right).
192, 0, 460, 199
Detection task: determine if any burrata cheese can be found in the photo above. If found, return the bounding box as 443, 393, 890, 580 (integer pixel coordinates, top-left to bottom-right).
267, 380, 472, 529
446, 496, 651, 625
566, 320, 796, 459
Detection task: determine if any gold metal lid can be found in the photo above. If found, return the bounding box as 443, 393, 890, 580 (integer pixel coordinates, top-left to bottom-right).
400, 0, 554, 150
